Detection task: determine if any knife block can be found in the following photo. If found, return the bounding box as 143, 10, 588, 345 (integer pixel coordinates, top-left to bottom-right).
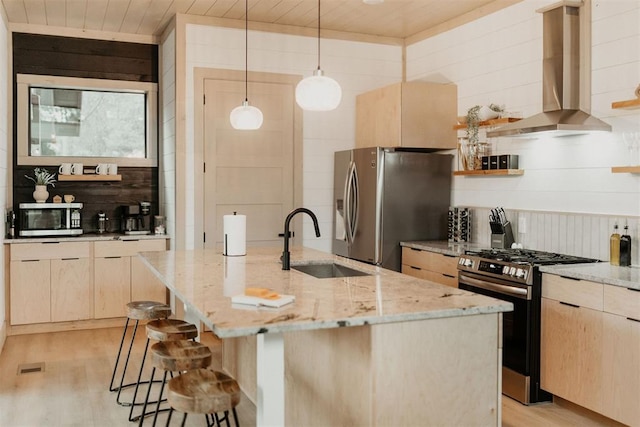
491, 221, 515, 249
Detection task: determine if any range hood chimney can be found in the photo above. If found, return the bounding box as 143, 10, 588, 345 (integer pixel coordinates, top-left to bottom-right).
487, 2, 611, 138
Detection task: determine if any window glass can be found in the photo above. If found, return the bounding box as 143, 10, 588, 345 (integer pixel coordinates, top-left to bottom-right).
30, 87, 147, 158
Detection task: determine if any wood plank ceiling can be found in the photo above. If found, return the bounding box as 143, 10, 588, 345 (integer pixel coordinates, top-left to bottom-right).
1, 0, 521, 42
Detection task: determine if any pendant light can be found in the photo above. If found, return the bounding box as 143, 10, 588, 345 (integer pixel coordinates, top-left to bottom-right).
295, 0, 342, 111
230, 0, 263, 130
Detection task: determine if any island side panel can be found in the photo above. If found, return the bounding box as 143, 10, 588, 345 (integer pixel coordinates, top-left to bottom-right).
371, 313, 501, 426
285, 325, 373, 426
222, 336, 257, 403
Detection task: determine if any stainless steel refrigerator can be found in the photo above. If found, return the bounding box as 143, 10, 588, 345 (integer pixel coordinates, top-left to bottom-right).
333, 147, 452, 271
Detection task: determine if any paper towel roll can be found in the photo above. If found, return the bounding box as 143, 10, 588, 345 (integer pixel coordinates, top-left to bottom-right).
223, 213, 246, 256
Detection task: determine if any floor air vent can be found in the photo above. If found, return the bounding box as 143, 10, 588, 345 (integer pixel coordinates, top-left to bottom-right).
17, 362, 45, 375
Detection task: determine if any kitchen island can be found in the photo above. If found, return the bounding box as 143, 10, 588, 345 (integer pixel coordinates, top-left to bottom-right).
139, 246, 512, 426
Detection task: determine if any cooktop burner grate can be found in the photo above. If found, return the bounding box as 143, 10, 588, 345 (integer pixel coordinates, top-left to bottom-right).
465, 248, 599, 266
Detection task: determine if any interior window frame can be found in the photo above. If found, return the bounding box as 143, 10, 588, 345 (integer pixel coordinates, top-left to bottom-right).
16, 74, 158, 167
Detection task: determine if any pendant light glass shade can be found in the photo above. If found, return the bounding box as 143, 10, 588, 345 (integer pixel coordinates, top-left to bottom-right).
295, 0, 342, 111
230, 100, 264, 130
230, 0, 263, 130
296, 69, 342, 111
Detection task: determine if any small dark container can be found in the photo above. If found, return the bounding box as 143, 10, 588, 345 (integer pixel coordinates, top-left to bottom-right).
499, 154, 519, 169
489, 155, 499, 170
481, 156, 489, 170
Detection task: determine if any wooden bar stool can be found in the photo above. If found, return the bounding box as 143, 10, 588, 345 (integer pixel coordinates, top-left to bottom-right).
166, 368, 241, 427
109, 300, 172, 406
129, 319, 200, 423
139, 340, 213, 426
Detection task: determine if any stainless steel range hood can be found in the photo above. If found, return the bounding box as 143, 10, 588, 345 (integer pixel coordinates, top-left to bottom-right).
488, 2, 611, 138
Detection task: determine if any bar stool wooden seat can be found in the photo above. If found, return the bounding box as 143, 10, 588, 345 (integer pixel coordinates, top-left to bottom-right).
110, 300, 172, 406
129, 319, 200, 422
166, 368, 241, 427
139, 340, 213, 426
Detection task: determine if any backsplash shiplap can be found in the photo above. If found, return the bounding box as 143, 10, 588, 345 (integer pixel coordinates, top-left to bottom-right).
466, 206, 640, 265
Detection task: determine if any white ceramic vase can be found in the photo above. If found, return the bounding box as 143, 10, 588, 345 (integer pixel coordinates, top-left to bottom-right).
33, 185, 49, 203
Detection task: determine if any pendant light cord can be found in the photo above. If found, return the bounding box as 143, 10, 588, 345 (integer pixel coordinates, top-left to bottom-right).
244, 0, 249, 102
316, 0, 321, 71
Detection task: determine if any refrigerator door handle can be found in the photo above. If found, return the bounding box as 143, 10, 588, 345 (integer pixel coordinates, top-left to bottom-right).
344, 160, 354, 244
350, 161, 359, 242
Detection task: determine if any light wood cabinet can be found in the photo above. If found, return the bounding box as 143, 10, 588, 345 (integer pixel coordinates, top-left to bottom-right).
541, 273, 640, 427
8, 238, 167, 326
94, 239, 167, 319
94, 256, 131, 319
51, 258, 93, 322
401, 247, 458, 288
9, 242, 91, 325
356, 82, 457, 149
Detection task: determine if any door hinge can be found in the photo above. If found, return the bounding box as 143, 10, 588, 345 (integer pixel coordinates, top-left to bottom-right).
203, 162, 206, 173
203, 94, 206, 104
203, 232, 206, 243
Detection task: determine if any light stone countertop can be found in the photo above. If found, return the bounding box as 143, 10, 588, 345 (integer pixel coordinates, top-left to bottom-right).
540, 262, 640, 291
4, 233, 170, 244
139, 246, 513, 338
401, 240, 487, 256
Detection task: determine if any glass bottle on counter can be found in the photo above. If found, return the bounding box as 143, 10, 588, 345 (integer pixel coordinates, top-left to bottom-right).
610, 222, 620, 266
620, 222, 632, 267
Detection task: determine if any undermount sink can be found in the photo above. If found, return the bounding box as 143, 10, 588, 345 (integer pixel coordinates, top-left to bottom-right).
291, 262, 371, 279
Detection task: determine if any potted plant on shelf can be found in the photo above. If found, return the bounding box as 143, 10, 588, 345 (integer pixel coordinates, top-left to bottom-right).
25, 167, 56, 203
460, 104, 505, 170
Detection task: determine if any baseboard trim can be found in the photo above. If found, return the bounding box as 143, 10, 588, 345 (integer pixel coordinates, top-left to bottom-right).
8, 318, 125, 336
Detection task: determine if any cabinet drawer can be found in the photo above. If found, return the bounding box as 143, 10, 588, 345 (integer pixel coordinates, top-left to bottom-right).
10, 241, 91, 261
95, 239, 165, 257
401, 264, 458, 288
401, 247, 458, 275
542, 274, 603, 311
604, 285, 640, 320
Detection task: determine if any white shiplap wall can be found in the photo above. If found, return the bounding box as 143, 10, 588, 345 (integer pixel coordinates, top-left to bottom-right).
0, 10, 8, 349
407, 0, 640, 259
160, 28, 176, 249
183, 24, 402, 251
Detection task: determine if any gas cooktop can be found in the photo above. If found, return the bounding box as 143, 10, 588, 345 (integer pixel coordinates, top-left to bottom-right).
464, 248, 600, 266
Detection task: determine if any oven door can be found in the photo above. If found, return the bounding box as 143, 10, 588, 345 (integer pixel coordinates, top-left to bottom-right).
459, 271, 532, 376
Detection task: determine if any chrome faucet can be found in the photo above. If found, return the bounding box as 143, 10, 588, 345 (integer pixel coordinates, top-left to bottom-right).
282, 208, 321, 270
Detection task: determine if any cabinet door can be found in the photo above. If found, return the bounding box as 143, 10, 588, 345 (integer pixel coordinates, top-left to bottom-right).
601, 313, 640, 426
540, 298, 603, 414
10, 259, 51, 325
51, 258, 93, 322
131, 255, 167, 303
94, 257, 131, 319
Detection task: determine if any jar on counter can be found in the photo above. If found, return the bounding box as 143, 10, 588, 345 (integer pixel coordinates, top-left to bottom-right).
154, 215, 166, 235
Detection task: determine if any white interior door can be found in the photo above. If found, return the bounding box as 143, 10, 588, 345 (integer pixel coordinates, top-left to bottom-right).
203, 79, 295, 250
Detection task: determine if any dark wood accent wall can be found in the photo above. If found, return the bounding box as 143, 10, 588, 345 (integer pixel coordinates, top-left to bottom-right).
12, 33, 160, 234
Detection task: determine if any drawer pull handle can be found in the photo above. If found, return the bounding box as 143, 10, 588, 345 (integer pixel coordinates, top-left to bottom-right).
442, 273, 456, 278
627, 288, 640, 293
442, 254, 456, 258
410, 266, 421, 270
626, 317, 640, 323
105, 256, 122, 259
21, 259, 41, 262
559, 301, 580, 308
559, 275, 581, 281
410, 248, 421, 252
42, 242, 60, 244
61, 258, 80, 261
124, 240, 140, 242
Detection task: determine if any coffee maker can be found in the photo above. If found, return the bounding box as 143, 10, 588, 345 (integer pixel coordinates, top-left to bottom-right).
121, 201, 151, 235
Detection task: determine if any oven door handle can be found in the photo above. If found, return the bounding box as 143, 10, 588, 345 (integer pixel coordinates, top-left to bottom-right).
459, 273, 530, 300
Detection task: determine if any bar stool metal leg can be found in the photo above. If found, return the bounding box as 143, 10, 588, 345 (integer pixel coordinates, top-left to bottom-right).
109, 317, 131, 392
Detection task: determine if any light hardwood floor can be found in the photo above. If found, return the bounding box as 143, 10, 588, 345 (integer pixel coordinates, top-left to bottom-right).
0, 327, 622, 426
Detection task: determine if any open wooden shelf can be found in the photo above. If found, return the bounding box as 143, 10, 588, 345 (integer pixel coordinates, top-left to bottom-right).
453, 117, 522, 130
611, 99, 640, 110
611, 166, 640, 174
454, 169, 524, 176
58, 174, 122, 182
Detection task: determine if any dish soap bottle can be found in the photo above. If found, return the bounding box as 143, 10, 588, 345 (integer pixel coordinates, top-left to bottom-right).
610, 222, 620, 266
620, 222, 632, 267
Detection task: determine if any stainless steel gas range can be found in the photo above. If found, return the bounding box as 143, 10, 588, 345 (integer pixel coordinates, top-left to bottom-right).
457, 248, 599, 405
